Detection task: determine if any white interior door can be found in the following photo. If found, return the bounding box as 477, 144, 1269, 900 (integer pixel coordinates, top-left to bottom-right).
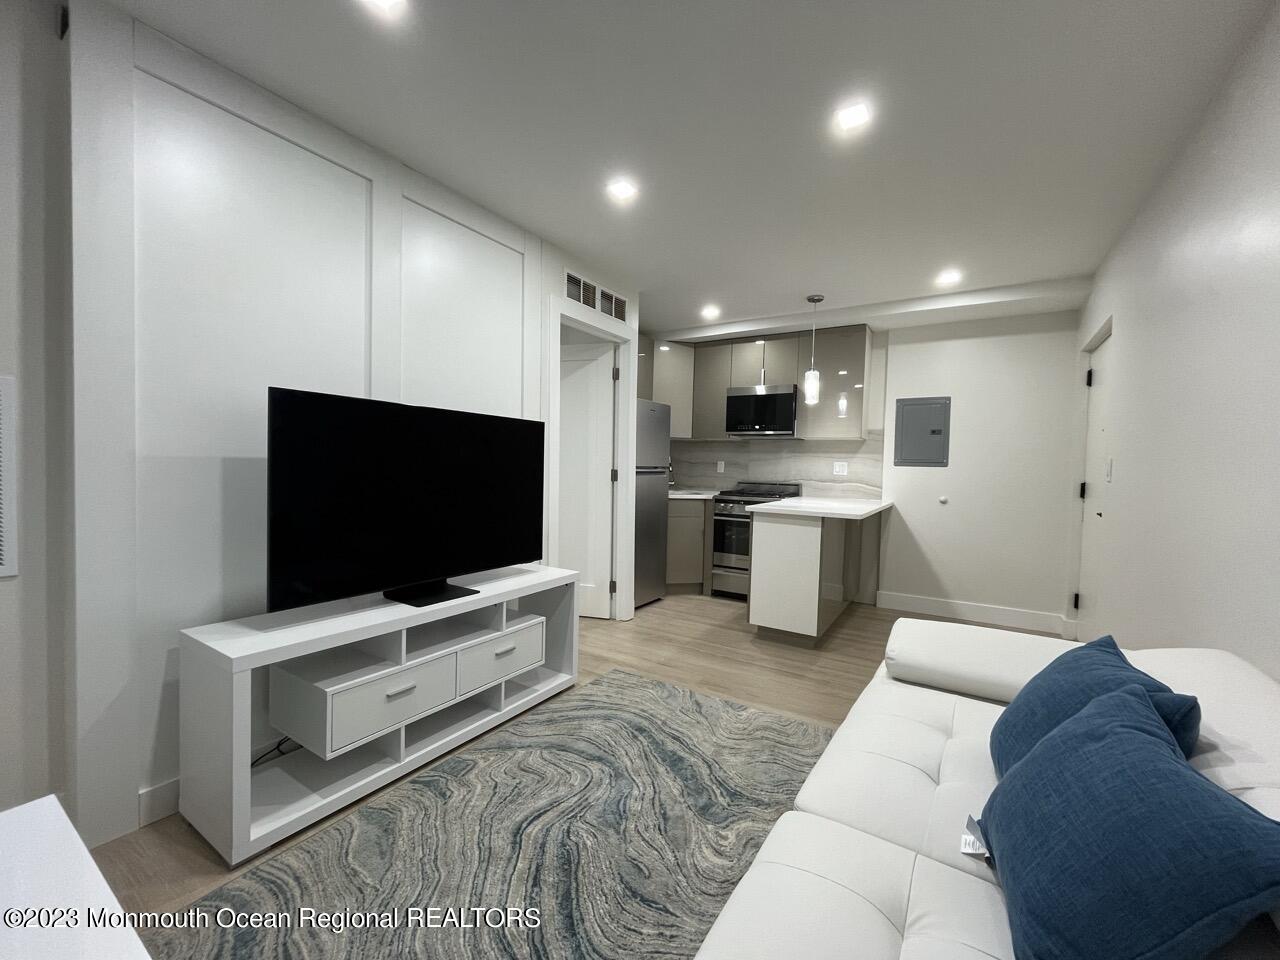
1077, 335, 1111, 641
559, 340, 616, 618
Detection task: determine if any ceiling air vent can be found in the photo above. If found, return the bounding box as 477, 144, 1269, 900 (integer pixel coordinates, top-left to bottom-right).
611, 295, 627, 322
0, 376, 16, 578
599, 290, 615, 317
566, 273, 596, 309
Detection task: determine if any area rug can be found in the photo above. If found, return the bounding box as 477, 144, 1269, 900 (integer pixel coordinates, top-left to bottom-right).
142, 670, 833, 959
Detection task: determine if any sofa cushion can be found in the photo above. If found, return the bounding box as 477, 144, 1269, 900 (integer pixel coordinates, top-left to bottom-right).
980, 685, 1280, 960
695, 812, 1014, 960
794, 667, 1001, 883
1130, 648, 1280, 936
885, 617, 1077, 703
989, 635, 1200, 776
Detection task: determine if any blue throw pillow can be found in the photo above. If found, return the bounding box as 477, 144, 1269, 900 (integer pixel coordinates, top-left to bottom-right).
980, 685, 1280, 960
990, 635, 1200, 776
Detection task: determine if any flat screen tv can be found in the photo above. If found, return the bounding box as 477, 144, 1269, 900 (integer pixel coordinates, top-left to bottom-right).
268, 387, 544, 612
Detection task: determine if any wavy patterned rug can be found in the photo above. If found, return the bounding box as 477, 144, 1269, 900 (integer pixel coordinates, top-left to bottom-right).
143, 670, 832, 959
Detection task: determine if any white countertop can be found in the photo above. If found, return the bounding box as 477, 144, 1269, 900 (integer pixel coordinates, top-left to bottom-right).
746, 497, 893, 520
668, 489, 718, 500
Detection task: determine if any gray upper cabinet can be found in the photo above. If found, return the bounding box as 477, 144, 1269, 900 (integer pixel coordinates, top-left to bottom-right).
692, 341, 732, 439
637, 334, 654, 401
795, 324, 868, 440
763, 335, 800, 386
653, 341, 695, 439
729, 341, 766, 387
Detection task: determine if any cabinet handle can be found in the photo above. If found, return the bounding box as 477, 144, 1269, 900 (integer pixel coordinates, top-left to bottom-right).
494, 644, 517, 656
385, 682, 417, 699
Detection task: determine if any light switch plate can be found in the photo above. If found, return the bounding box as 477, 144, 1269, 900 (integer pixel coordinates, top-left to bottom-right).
716, 461, 725, 473
833, 461, 848, 476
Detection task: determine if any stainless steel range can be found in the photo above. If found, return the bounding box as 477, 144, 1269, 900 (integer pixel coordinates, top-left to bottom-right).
711, 481, 802, 597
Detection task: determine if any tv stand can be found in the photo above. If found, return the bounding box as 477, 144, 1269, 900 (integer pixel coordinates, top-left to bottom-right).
179, 564, 577, 865
384, 579, 479, 607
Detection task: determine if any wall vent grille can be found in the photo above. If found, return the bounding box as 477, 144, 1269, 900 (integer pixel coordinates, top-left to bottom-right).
0, 376, 16, 577
566, 273, 596, 309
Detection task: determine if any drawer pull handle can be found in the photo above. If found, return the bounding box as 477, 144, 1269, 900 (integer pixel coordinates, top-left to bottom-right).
385, 682, 417, 699
494, 644, 518, 656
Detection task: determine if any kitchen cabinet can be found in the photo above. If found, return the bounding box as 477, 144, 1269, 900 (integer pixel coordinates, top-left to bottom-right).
729, 341, 766, 387
666, 499, 706, 585
692, 341, 732, 439
653, 341, 694, 438
763, 335, 800, 386
730, 336, 799, 388
796, 324, 868, 440
637, 335, 654, 400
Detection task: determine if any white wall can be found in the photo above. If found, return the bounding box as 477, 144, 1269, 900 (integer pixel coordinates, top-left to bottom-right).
879, 311, 1082, 634
0, 0, 69, 812
66, 4, 630, 844
1076, 4, 1280, 676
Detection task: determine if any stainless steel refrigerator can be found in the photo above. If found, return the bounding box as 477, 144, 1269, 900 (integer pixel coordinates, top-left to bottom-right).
634, 400, 671, 607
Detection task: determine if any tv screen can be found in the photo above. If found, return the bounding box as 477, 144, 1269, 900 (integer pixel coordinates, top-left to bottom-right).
268, 387, 545, 612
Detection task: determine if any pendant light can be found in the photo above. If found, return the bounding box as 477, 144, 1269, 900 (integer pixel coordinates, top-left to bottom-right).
803, 294, 823, 406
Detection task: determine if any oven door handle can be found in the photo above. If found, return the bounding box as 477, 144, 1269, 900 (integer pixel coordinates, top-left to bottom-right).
714, 514, 751, 523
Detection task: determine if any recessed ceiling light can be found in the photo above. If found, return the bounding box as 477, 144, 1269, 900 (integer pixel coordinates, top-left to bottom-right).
755, 340, 766, 345
658, 344, 671, 351
934, 267, 964, 288
605, 176, 639, 205
838, 369, 848, 376
700, 303, 721, 321
833, 100, 873, 136
359, 0, 406, 16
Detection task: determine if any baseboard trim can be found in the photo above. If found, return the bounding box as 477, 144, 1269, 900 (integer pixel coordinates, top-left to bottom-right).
876, 591, 1067, 636
138, 777, 179, 827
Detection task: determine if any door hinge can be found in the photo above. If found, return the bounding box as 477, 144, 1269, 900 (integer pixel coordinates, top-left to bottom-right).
1073, 592, 1080, 610
610, 468, 619, 482
612, 367, 620, 381
1085, 368, 1093, 387
1079, 481, 1087, 499
609, 580, 617, 594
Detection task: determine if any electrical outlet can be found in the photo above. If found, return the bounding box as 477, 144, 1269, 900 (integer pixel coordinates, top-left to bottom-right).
716, 461, 725, 473
833, 461, 849, 477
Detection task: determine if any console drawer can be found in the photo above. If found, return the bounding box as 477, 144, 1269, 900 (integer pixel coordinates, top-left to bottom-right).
330, 654, 456, 751
458, 620, 544, 695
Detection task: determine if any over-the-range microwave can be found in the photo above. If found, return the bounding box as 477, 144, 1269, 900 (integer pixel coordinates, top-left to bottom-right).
725, 384, 798, 437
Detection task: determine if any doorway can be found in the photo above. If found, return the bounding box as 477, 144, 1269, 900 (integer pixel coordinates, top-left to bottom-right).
559, 328, 617, 619
1077, 330, 1111, 640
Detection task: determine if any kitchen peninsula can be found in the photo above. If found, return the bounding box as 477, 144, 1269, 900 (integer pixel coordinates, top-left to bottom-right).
746, 497, 892, 641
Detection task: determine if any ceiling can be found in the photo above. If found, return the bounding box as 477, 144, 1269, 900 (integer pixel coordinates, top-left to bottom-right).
111, 0, 1271, 335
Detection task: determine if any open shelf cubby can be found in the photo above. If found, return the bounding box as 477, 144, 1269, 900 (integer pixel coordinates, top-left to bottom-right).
249, 728, 401, 842
404, 603, 503, 663
504, 665, 575, 711
404, 694, 502, 762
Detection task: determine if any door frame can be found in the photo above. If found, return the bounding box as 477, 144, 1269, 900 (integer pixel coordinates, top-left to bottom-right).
1069, 314, 1113, 639
545, 294, 638, 620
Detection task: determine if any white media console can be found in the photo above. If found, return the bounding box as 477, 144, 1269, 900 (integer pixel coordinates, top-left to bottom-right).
179, 564, 578, 864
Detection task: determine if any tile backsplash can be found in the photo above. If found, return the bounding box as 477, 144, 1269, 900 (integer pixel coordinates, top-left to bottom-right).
672, 434, 883, 497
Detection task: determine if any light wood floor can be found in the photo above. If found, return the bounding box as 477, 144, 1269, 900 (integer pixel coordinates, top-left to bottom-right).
91, 595, 949, 915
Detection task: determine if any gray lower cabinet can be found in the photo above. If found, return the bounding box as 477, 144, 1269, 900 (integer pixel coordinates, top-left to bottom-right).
666, 499, 706, 584
692, 341, 732, 439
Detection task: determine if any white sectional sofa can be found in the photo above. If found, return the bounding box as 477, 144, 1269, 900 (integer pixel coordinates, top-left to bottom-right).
696, 618, 1280, 960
